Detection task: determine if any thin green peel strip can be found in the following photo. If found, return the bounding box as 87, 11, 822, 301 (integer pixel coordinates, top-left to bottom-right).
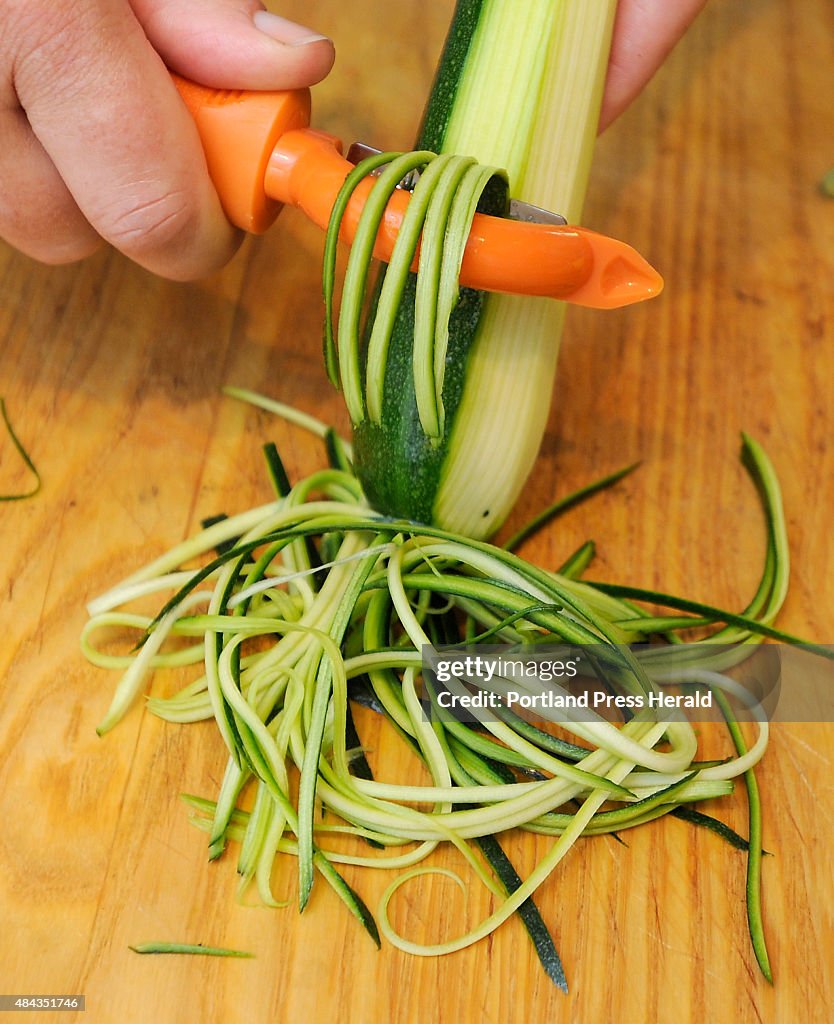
322, 151, 403, 388
413, 155, 477, 437
429, 162, 504, 439
334, 151, 435, 422
129, 942, 254, 958
366, 154, 459, 423
0, 397, 41, 501
714, 689, 773, 983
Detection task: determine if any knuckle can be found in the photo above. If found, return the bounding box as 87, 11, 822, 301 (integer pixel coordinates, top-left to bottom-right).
98, 187, 200, 258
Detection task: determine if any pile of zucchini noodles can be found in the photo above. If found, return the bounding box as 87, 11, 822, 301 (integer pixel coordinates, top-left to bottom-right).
83, 398, 788, 986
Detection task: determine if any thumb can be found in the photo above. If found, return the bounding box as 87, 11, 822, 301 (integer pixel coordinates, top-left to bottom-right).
132, 0, 335, 90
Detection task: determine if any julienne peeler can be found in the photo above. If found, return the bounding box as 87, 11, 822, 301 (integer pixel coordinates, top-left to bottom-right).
172, 75, 663, 310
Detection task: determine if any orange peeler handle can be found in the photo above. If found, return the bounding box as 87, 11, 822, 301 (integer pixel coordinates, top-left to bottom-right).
172, 73, 312, 232
172, 75, 662, 308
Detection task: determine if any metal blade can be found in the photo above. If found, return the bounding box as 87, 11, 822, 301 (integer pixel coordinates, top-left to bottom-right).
345, 142, 421, 190
346, 142, 568, 225
507, 199, 568, 226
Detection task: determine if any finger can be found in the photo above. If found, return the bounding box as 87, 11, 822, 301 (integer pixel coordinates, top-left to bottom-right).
11, 0, 240, 279
0, 105, 102, 264
132, 0, 335, 90
599, 0, 708, 131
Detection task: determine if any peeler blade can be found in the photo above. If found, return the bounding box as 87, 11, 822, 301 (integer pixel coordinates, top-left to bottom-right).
346, 142, 568, 225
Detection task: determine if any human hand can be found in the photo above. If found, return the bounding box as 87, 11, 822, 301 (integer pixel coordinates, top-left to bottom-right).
600, 0, 708, 131
0, 1, 334, 279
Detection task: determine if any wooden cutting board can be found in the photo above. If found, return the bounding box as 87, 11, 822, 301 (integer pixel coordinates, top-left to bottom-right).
1, 2, 832, 1021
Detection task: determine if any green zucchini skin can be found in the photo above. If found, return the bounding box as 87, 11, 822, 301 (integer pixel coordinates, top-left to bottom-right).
353, 281, 486, 525
353, 0, 497, 527
417, 0, 487, 153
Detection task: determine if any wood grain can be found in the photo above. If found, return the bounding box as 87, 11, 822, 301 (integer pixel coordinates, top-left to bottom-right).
1, 2, 833, 1021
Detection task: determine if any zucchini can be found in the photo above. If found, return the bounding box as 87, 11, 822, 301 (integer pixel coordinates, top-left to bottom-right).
338, 0, 618, 538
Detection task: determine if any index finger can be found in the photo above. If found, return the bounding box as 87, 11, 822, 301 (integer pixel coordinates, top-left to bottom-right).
10, 0, 239, 279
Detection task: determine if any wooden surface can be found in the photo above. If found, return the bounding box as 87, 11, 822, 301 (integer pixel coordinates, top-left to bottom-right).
1, 2, 833, 1021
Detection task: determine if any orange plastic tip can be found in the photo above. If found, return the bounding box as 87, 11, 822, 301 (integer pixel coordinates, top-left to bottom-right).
173, 76, 663, 308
